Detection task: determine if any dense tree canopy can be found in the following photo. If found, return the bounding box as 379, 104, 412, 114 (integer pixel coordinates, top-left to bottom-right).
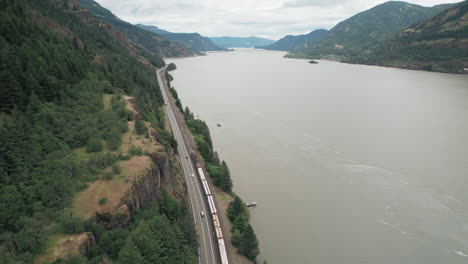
0, 0, 180, 262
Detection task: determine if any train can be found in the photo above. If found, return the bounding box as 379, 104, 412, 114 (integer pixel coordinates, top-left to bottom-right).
196, 161, 229, 264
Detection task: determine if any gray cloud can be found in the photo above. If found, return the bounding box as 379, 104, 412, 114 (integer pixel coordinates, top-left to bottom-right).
95, 0, 457, 39
282, 0, 352, 8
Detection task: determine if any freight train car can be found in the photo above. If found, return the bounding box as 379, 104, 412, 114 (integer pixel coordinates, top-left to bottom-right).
196, 163, 229, 264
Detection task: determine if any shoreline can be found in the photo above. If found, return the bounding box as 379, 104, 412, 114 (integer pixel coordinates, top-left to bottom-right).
161, 68, 259, 264
283, 53, 468, 74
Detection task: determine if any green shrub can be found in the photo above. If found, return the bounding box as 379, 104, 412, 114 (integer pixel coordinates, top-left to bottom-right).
231, 229, 242, 247
86, 138, 103, 153
99, 198, 108, 205
76, 182, 89, 192
129, 146, 144, 156
108, 127, 122, 151
167, 63, 177, 71
112, 164, 121, 174
135, 119, 147, 135
104, 171, 114, 180
119, 154, 131, 160
58, 209, 84, 234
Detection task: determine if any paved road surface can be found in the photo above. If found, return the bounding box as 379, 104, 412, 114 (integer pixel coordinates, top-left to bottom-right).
156, 67, 218, 264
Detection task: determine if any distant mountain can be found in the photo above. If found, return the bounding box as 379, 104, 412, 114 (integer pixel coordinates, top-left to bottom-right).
256, 29, 328, 51
291, 1, 457, 58
350, 1, 468, 73
137, 24, 225, 52
210, 36, 275, 48
79, 0, 195, 57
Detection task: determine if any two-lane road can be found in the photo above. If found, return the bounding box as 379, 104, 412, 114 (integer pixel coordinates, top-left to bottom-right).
156, 67, 218, 264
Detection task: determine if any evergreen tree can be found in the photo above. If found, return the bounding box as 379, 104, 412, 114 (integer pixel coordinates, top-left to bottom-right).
233, 213, 248, 233
0, 185, 25, 229
130, 221, 164, 263
117, 239, 146, 264
135, 118, 147, 135
220, 161, 233, 192
212, 151, 221, 166
227, 196, 246, 222
231, 228, 242, 248
238, 224, 260, 262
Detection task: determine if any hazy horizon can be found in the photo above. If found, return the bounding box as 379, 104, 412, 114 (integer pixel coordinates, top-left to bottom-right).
95, 0, 458, 39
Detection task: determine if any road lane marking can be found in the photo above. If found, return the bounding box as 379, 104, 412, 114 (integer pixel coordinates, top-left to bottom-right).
172, 116, 216, 264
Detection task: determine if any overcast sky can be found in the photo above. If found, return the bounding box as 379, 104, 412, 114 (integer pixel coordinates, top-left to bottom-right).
95, 0, 457, 39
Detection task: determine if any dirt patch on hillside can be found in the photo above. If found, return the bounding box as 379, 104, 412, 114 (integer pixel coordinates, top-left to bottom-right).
121, 120, 161, 155
72, 174, 130, 219
72, 156, 152, 220
102, 94, 112, 110
35, 233, 95, 264
122, 95, 138, 118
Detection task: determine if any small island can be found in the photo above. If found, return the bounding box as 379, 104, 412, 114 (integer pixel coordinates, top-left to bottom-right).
309, 60, 319, 64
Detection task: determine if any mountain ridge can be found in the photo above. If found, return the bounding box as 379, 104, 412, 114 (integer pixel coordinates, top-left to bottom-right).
210, 36, 275, 48
137, 24, 226, 52
79, 0, 196, 57
345, 1, 468, 73
256, 29, 328, 51
291, 1, 458, 57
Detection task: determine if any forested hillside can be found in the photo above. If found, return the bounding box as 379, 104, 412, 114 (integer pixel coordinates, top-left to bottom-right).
257, 29, 327, 51
0, 0, 197, 263
348, 1, 468, 73
210, 36, 275, 48
137, 24, 226, 52
79, 0, 196, 57
290, 1, 455, 59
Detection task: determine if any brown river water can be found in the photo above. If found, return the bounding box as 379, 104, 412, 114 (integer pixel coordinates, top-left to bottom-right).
169, 48, 468, 264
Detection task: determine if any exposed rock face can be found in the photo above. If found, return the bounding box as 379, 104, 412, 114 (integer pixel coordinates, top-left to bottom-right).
35, 232, 96, 264
127, 150, 177, 214
78, 232, 96, 257
97, 204, 132, 229
93, 150, 181, 229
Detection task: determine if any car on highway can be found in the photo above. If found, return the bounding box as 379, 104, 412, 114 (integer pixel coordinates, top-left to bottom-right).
191, 173, 195, 178
200, 210, 205, 217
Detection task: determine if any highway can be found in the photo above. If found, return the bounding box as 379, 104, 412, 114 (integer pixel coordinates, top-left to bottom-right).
156, 67, 218, 264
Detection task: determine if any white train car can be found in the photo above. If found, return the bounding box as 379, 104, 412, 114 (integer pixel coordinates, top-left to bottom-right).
207, 195, 217, 214
197, 166, 207, 182
218, 239, 229, 264
202, 180, 211, 196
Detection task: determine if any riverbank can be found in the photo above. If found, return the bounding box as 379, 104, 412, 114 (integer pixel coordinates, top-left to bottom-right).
284, 53, 468, 74
162, 67, 260, 263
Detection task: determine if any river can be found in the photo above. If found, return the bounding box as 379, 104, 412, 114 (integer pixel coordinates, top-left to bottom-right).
168, 48, 468, 264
